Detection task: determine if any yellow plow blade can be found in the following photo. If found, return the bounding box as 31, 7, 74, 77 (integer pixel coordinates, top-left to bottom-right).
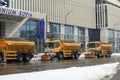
82, 52, 95, 58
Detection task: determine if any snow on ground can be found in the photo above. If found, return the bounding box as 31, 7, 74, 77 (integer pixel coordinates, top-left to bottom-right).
112, 53, 120, 56
31, 54, 41, 61
31, 53, 44, 61
78, 53, 85, 60
0, 62, 119, 80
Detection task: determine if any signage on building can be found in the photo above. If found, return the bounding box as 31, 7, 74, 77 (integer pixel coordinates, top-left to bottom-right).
0, 0, 9, 7
0, 7, 32, 17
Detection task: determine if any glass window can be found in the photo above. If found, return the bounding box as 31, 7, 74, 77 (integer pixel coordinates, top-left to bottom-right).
108, 29, 114, 51
64, 25, 74, 41
87, 43, 100, 48
117, 31, 120, 38
19, 20, 37, 41
105, 6, 108, 27
78, 27, 85, 45
108, 30, 114, 37
78, 27, 85, 36
45, 42, 60, 48
65, 25, 74, 35
49, 23, 61, 39
49, 23, 60, 33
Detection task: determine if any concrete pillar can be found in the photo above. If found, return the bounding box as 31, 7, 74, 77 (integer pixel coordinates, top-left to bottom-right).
74, 26, 78, 42
100, 28, 108, 43
61, 24, 65, 40
85, 28, 89, 48
47, 22, 50, 32
114, 30, 117, 52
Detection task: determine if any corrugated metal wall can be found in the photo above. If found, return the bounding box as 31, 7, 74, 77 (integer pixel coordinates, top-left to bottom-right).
9, 0, 96, 28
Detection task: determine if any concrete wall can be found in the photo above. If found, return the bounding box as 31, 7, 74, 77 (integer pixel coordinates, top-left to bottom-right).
100, 28, 109, 43
107, 4, 120, 30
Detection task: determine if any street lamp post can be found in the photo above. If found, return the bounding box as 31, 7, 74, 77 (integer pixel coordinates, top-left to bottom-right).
65, 10, 73, 24
63, 0, 73, 24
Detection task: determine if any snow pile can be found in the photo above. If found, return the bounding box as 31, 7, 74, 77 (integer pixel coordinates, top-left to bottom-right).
112, 53, 120, 57
78, 54, 85, 60
0, 62, 119, 80
31, 53, 44, 61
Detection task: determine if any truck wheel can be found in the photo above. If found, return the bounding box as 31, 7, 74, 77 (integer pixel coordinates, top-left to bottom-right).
0, 54, 3, 63
71, 52, 75, 59
97, 52, 102, 58
58, 53, 64, 60
76, 53, 80, 59
17, 53, 23, 62
24, 54, 32, 62
106, 52, 111, 57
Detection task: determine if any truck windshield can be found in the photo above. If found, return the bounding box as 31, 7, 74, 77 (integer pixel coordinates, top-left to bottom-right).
87, 43, 99, 48
45, 42, 60, 48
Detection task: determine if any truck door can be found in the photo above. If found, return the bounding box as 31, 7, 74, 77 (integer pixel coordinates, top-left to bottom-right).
0, 22, 5, 38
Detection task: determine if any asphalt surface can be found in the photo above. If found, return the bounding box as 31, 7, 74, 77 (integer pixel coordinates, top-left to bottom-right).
0, 55, 120, 80
110, 56, 120, 80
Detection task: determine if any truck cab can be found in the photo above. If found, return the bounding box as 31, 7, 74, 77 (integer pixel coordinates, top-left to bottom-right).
87, 41, 101, 51
87, 41, 112, 58
45, 40, 61, 53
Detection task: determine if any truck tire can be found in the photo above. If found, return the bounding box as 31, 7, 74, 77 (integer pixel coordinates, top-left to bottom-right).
97, 52, 102, 58
17, 53, 23, 62
24, 54, 32, 62
0, 54, 3, 63
106, 52, 111, 57
58, 53, 64, 60
71, 51, 80, 59
71, 52, 75, 59
75, 53, 80, 59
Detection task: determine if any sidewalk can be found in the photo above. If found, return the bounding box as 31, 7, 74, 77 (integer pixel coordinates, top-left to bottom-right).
110, 69, 120, 80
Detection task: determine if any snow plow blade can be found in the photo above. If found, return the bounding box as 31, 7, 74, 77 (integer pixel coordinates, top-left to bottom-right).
82, 52, 95, 58
41, 54, 50, 61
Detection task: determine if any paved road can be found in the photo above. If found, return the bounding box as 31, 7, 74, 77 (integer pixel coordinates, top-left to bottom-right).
0, 55, 120, 80
110, 56, 120, 80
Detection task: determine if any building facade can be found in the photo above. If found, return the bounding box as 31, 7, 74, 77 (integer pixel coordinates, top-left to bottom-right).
9, 0, 96, 49
96, 0, 120, 52
0, 0, 120, 53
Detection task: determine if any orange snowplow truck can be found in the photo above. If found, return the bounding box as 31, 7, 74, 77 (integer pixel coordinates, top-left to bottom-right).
45, 40, 82, 60
0, 39, 36, 63
87, 41, 112, 58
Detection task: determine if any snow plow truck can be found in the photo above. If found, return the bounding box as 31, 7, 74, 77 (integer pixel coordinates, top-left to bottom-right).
85, 41, 112, 58
0, 38, 36, 63
44, 40, 82, 60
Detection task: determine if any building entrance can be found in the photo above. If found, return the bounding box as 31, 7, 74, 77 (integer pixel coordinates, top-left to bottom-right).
0, 22, 5, 38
